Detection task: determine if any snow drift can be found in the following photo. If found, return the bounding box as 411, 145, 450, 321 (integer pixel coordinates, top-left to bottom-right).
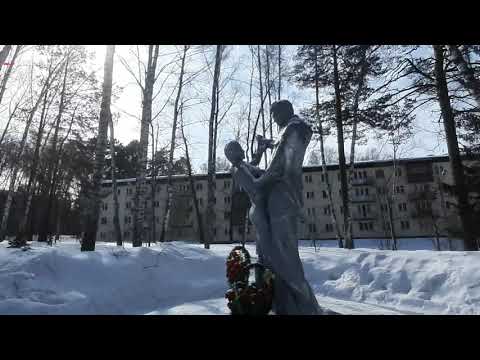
0, 239, 479, 314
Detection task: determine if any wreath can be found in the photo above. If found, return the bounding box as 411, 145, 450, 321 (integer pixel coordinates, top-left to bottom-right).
225, 246, 275, 315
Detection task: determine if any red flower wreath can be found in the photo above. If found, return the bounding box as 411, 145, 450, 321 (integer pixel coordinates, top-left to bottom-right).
225, 246, 275, 315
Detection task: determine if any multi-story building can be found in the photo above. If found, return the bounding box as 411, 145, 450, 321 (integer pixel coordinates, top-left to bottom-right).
97, 155, 478, 244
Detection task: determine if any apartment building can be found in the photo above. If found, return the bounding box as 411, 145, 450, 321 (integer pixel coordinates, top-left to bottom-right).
97, 155, 477, 244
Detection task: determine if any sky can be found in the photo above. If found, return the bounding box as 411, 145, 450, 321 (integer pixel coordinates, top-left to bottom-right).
2, 45, 449, 174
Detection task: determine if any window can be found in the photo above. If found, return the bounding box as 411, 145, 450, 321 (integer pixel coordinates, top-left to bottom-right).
306, 191, 315, 199
363, 170, 367, 178
326, 224, 333, 232
100, 232, 106, 240
324, 206, 331, 215
395, 168, 402, 177
398, 203, 407, 212
376, 169, 385, 179
123, 231, 130, 238
225, 228, 229, 235
124, 216, 132, 224
321, 174, 325, 182
445, 201, 450, 209
224, 211, 231, 220
305, 175, 313, 183
126, 188, 133, 195
322, 190, 327, 199
401, 220, 410, 230
365, 188, 369, 196
156, 186, 161, 193
368, 222, 373, 231
359, 222, 364, 231
154, 201, 159, 207
224, 196, 231, 204
196, 183, 203, 191
102, 203, 108, 211
126, 202, 131, 209
117, 189, 121, 195
311, 207, 316, 216
224, 181, 231, 189
199, 198, 204, 206
308, 223, 317, 233
101, 217, 107, 225
395, 185, 404, 194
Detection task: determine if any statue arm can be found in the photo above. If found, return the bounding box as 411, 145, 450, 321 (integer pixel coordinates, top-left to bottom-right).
253, 126, 301, 189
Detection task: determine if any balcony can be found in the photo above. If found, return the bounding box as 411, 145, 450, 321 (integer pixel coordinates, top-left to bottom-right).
407, 190, 437, 201
352, 212, 378, 221
350, 194, 376, 203
350, 176, 375, 186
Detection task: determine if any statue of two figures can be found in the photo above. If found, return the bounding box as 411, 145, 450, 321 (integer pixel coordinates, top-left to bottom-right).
225, 100, 325, 315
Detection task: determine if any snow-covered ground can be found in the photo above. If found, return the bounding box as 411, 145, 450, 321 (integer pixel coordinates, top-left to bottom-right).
0, 237, 479, 315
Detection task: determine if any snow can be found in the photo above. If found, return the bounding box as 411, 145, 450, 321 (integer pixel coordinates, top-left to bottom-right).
0, 237, 479, 315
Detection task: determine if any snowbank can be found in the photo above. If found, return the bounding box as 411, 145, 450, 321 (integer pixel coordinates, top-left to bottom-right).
0, 239, 479, 314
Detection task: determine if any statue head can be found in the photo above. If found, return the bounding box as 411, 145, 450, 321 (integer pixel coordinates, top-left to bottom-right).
224, 141, 245, 166
271, 100, 294, 128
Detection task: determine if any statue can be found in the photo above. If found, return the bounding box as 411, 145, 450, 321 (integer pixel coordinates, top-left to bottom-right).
225, 100, 323, 315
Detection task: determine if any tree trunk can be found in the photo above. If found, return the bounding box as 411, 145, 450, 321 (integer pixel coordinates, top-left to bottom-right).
333, 45, 353, 249
206, 45, 223, 249
278, 45, 282, 100
0, 56, 63, 242
0, 45, 12, 66
245, 52, 254, 163
160, 45, 187, 243
0, 45, 20, 108
39, 54, 71, 243
447, 45, 480, 107
433, 45, 478, 251
180, 107, 205, 245
81, 45, 115, 251
347, 46, 369, 245
257, 45, 267, 168
109, 116, 122, 246
265, 46, 273, 142
133, 45, 159, 247
314, 46, 343, 248
13, 89, 51, 247
149, 123, 157, 246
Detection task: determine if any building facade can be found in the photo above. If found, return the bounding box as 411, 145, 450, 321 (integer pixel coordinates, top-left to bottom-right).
97, 155, 476, 244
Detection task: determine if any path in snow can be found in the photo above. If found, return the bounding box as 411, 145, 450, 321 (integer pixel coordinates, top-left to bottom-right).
147, 295, 415, 315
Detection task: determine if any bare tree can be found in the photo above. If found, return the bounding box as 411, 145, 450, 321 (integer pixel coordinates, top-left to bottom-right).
433, 45, 477, 251
0, 45, 21, 108
132, 45, 159, 247
205, 45, 223, 249
160, 45, 188, 243
0, 54, 66, 242
81, 45, 115, 251
108, 115, 122, 246
447, 45, 480, 107
179, 102, 205, 245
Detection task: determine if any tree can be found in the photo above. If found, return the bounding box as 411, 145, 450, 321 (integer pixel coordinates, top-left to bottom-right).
108, 115, 122, 246
179, 102, 205, 245
447, 45, 480, 107
160, 45, 188, 243
433, 45, 478, 251
205, 45, 223, 249
0, 50, 67, 242
132, 45, 160, 247
81, 45, 115, 251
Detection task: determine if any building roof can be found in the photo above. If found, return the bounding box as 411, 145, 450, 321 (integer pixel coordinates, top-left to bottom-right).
101, 154, 479, 186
